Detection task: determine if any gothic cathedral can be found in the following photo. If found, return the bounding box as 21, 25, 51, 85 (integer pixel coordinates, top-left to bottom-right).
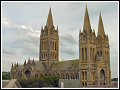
11, 5, 111, 87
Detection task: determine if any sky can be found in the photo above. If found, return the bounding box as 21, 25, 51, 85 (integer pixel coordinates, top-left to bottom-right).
1, 1, 119, 78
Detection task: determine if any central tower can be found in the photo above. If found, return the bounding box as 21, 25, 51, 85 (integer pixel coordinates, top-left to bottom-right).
39, 8, 59, 61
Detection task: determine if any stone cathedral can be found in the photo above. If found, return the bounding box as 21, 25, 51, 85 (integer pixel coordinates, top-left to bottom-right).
11, 5, 111, 87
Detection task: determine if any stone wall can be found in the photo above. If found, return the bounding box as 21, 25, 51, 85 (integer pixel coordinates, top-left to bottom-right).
59, 79, 80, 88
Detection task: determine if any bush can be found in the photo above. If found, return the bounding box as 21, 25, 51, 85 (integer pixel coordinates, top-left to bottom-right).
18, 76, 59, 88
2, 72, 10, 80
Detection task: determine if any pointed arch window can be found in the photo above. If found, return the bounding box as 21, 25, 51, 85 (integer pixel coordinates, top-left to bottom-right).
82, 48, 84, 60
85, 48, 87, 60
85, 71, 87, 80
93, 48, 94, 60
90, 48, 92, 60
55, 42, 56, 51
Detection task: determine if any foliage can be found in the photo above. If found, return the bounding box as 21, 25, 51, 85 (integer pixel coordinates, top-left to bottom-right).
18, 76, 59, 88
111, 78, 118, 81
2, 72, 10, 80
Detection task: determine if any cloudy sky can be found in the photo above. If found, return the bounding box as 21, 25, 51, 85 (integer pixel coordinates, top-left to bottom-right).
2, 1, 118, 78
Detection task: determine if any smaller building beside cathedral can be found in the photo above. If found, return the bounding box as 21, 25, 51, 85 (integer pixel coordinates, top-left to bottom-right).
11, 5, 111, 87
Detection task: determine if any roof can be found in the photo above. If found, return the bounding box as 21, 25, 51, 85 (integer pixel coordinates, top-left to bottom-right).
15, 59, 79, 72
51, 60, 79, 71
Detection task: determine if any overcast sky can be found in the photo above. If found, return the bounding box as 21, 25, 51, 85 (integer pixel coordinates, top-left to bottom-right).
1, 1, 119, 78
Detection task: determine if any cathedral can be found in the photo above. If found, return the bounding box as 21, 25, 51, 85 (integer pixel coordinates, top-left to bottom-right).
10, 5, 111, 87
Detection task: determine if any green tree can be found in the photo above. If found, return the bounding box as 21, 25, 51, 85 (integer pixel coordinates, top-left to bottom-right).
2, 72, 10, 80
18, 76, 59, 88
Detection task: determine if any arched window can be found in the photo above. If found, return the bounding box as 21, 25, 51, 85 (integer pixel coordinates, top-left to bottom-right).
107, 51, 109, 57
35, 73, 38, 78
97, 51, 99, 57
100, 69, 105, 85
66, 73, 69, 79
44, 41, 46, 50
85, 71, 87, 80
55, 42, 56, 51
50, 40, 52, 50
85, 82, 87, 87
82, 48, 84, 60
43, 53, 45, 59
45, 40, 47, 50
82, 71, 84, 80
100, 51, 102, 57
75, 73, 79, 79
61, 73, 64, 79
90, 48, 92, 60
85, 48, 87, 60
82, 82, 84, 87
71, 73, 73, 79
43, 41, 45, 50
25, 70, 31, 79
53, 41, 54, 50
93, 48, 94, 60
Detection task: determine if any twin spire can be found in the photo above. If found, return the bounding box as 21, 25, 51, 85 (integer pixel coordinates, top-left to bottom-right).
83, 5, 91, 31
46, 7, 54, 29
45, 5, 105, 36
98, 13, 105, 36
83, 5, 105, 36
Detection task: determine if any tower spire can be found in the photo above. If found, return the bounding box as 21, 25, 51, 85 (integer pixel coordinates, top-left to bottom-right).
83, 4, 91, 31
46, 7, 54, 29
98, 13, 105, 37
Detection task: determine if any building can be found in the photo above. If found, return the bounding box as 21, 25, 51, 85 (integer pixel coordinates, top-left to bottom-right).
10, 5, 111, 87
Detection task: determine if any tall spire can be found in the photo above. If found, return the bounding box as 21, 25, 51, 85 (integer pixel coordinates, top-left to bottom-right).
46, 7, 54, 29
98, 13, 105, 37
83, 4, 91, 31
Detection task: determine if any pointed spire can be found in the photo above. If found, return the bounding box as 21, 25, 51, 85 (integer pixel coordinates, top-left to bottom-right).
46, 7, 54, 29
16, 62, 18, 67
24, 60, 26, 66
32, 58, 35, 65
57, 25, 58, 30
79, 29, 81, 36
41, 25, 43, 30
14, 63, 16, 67
83, 4, 91, 32
106, 34, 109, 41
12, 63, 13, 68
98, 13, 105, 37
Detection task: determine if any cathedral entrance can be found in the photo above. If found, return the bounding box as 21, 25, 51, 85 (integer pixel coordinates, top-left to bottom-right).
100, 69, 105, 86
25, 70, 31, 79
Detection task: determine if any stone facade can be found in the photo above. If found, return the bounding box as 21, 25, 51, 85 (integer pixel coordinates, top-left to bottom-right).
11, 5, 111, 88
79, 5, 111, 87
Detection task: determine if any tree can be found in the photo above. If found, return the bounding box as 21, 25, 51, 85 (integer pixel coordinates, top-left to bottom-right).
2, 72, 10, 80
111, 78, 118, 81
18, 76, 59, 88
